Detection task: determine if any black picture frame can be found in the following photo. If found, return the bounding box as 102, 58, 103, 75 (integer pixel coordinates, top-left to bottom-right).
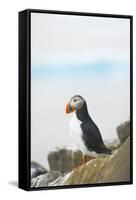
19, 9, 133, 191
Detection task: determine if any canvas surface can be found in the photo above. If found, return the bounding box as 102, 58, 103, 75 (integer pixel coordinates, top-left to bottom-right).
30, 12, 131, 188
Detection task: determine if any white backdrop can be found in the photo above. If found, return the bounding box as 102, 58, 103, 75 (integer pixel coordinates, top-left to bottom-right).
0, 0, 135, 199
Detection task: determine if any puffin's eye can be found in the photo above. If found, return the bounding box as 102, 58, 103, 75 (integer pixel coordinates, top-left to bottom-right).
73, 99, 77, 102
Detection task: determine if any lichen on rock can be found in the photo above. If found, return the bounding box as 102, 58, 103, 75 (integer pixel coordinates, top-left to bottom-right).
65, 137, 130, 185
48, 147, 83, 173
31, 120, 131, 188
31, 171, 62, 187
116, 120, 130, 144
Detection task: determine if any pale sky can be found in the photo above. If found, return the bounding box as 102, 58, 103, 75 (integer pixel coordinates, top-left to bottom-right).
31, 13, 130, 168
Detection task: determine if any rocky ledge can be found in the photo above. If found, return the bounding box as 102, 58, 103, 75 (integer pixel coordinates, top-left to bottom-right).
31, 120, 130, 187
65, 137, 130, 185
31, 137, 130, 187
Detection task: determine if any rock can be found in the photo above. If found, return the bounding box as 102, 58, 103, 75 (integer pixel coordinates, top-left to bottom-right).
31, 137, 130, 187
31, 119, 131, 187
31, 161, 48, 178
116, 120, 130, 144
65, 156, 109, 185
99, 137, 130, 183
48, 173, 72, 186
31, 171, 62, 187
48, 147, 84, 173
65, 137, 130, 185
105, 138, 120, 150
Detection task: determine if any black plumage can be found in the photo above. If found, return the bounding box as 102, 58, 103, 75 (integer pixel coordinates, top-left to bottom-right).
76, 101, 111, 154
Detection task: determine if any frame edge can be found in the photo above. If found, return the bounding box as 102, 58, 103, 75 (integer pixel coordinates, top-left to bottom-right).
18, 10, 31, 191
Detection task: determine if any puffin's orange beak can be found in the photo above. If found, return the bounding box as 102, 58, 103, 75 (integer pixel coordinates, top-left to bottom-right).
66, 102, 69, 114
66, 101, 75, 114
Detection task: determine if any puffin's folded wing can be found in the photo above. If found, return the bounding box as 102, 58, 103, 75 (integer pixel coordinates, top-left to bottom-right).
81, 121, 107, 153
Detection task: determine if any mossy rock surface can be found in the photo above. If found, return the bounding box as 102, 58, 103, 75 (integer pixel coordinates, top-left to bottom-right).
116, 120, 130, 144
48, 147, 84, 173
65, 137, 130, 185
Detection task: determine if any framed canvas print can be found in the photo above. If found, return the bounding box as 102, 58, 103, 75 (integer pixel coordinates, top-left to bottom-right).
19, 9, 133, 191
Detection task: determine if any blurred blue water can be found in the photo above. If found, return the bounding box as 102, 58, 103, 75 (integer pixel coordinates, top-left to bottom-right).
31, 60, 129, 81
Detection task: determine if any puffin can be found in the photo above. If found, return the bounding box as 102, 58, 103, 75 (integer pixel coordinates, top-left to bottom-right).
66, 95, 111, 159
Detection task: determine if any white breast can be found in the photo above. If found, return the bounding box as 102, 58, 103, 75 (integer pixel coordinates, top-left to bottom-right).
69, 113, 87, 153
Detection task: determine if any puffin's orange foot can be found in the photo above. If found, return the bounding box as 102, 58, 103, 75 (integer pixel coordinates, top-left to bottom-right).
73, 154, 95, 174
73, 155, 86, 174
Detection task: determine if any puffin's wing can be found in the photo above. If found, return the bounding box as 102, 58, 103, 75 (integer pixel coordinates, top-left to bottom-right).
81, 121, 111, 154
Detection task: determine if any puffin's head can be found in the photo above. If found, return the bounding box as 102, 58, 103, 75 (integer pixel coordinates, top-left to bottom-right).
66, 95, 85, 114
